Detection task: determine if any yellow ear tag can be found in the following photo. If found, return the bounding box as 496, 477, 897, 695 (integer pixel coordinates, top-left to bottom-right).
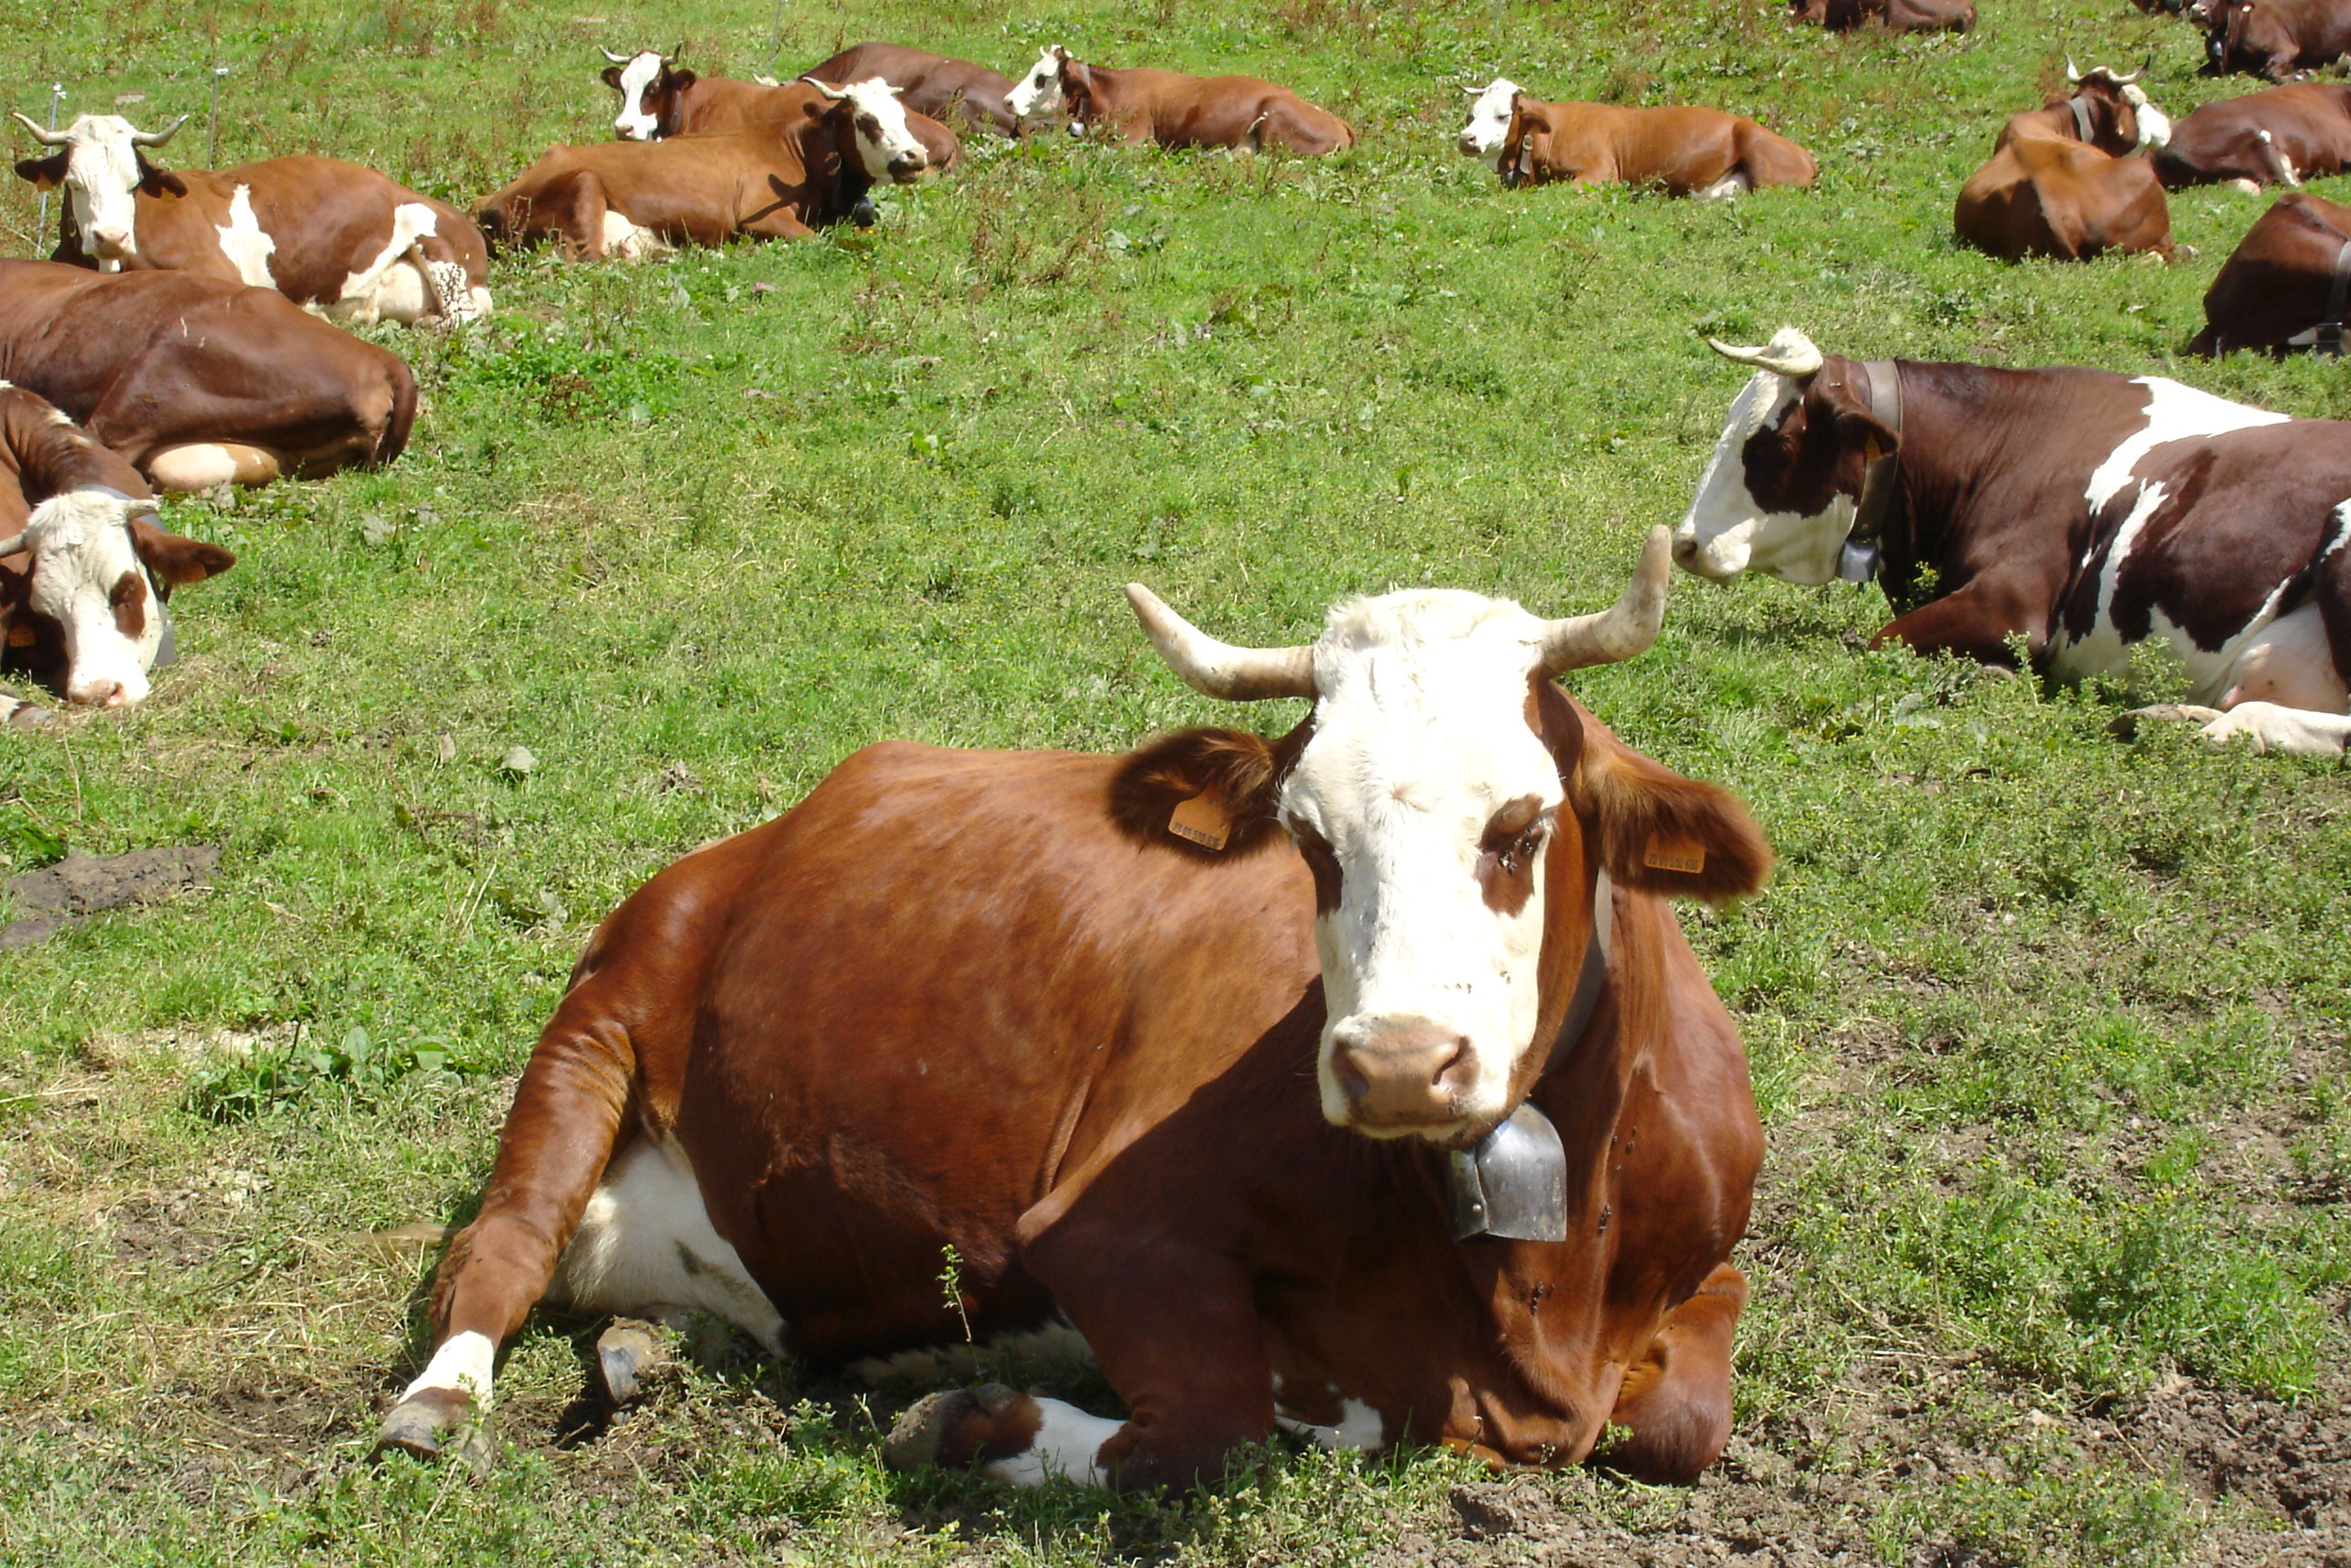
1862, 436, 1886, 464
1643, 833, 1705, 875
6, 625, 33, 649
1168, 793, 1231, 852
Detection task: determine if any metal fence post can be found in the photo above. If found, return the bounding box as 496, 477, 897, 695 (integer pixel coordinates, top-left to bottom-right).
34, 83, 62, 246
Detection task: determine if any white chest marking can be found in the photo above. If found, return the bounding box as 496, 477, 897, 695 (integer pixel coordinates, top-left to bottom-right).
214, 185, 277, 287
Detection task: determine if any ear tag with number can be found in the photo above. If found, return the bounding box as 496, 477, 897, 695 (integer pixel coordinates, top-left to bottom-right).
7, 624, 34, 648
1168, 793, 1230, 852
1643, 832, 1705, 876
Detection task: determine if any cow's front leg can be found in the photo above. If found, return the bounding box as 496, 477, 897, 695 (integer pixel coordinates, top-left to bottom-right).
1871, 578, 2048, 666
1602, 1263, 1749, 1483
884, 1383, 1125, 1486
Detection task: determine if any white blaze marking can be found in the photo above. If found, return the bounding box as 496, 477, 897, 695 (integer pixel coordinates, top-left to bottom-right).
981, 1397, 1122, 1487
213, 184, 277, 287
1007, 46, 1067, 120
402, 1329, 496, 1406
1458, 78, 1520, 166
1675, 340, 1854, 584
549, 1135, 787, 1355
613, 52, 665, 139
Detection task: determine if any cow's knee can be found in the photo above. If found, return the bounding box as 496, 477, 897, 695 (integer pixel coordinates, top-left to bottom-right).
145, 444, 282, 492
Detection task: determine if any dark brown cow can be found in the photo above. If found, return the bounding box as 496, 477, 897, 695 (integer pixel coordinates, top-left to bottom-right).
2154, 81, 2351, 187
1676, 327, 2351, 757
1005, 44, 1355, 154
1789, 0, 1974, 32
0, 385, 233, 716
11, 113, 491, 325
1955, 66, 2175, 261
597, 52, 962, 174
800, 42, 1019, 135
2189, 190, 2351, 355
2192, 0, 2351, 79
376, 536, 1781, 1489
1463, 84, 1814, 198
0, 260, 415, 493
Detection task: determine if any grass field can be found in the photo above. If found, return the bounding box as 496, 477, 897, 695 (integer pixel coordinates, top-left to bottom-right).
1, 0, 2347, 1561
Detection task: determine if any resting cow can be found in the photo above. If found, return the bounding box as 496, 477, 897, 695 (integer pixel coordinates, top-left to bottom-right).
1006, 44, 1355, 154
2191, 0, 2351, 79
597, 48, 962, 171
11, 113, 491, 326
0, 385, 233, 718
2189, 190, 2351, 355
1674, 327, 2351, 757
479, 78, 931, 258
1954, 65, 2174, 261
799, 42, 1019, 135
1459, 81, 1814, 198
0, 260, 416, 492
377, 533, 1779, 1489
2153, 81, 2351, 187
1788, 0, 1975, 31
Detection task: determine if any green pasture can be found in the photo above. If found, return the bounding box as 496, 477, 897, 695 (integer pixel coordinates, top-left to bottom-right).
1, 0, 2346, 1560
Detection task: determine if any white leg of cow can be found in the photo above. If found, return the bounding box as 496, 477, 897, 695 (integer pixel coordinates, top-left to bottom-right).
882, 1383, 1122, 1487
145, 444, 283, 492
1697, 171, 1752, 201
1275, 1400, 1384, 1452
2198, 702, 2351, 758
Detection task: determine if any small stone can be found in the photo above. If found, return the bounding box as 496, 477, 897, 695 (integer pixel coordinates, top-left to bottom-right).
360, 513, 393, 546
435, 733, 457, 765
499, 746, 536, 776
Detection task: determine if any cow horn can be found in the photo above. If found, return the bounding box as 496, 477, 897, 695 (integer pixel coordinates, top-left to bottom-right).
10, 112, 69, 147
799, 78, 851, 100
1705, 329, 1825, 379
129, 115, 187, 148
0, 531, 25, 559
599, 44, 631, 62
2065, 56, 2082, 82
1125, 584, 1316, 702
669, 40, 684, 62
1534, 526, 1672, 679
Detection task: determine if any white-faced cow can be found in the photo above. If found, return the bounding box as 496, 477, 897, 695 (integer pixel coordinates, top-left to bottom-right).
800, 42, 1019, 135
0, 384, 233, 719
1789, 0, 1976, 31
1459, 81, 1815, 198
1674, 327, 2351, 757
1954, 64, 2175, 261
2192, 0, 2351, 79
2154, 81, 2351, 188
12, 113, 491, 326
2189, 190, 2351, 356
596, 49, 963, 173
376, 533, 1780, 1489
481, 78, 930, 258
0, 259, 415, 493
1006, 44, 1355, 154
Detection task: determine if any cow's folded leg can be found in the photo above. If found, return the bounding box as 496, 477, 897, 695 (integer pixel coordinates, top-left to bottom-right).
594, 1317, 669, 1406
1600, 1263, 1749, 1483
2198, 700, 2351, 757
376, 1332, 497, 1472
883, 1383, 1124, 1485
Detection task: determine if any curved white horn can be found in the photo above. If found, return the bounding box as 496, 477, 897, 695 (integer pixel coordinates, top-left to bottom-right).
1705, 329, 1824, 379
2065, 56, 2082, 81
129, 115, 187, 148
1535, 526, 1673, 679
1125, 584, 1316, 702
799, 77, 851, 100
599, 44, 632, 62
0, 532, 26, 558
11, 111, 70, 147
2116, 57, 2148, 83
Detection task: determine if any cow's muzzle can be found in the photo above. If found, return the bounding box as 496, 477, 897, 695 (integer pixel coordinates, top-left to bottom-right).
1329, 1017, 1475, 1132
887, 153, 928, 182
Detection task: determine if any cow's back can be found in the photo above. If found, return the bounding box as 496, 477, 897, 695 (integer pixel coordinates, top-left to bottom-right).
672, 740, 1319, 1357
218, 157, 491, 300
2192, 190, 2351, 353
803, 43, 1018, 132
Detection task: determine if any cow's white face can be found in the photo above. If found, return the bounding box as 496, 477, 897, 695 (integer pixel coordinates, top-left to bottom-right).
1007, 45, 1069, 121
44, 115, 153, 270
9, 488, 164, 706
1458, 78, 1520, 165
611, 51, 667, 139
1280, 592, 1572, 1141
2121, 82, 2171, 150
830, 78, 929, 183
1674, 329, 1852, 585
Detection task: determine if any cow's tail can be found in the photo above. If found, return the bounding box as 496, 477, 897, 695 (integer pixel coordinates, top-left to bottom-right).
374, 355, 419, 467
1740, 126, 1818, 190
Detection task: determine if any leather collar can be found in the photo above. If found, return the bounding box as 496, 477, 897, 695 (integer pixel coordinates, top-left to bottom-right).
1849, 358, 1904, 547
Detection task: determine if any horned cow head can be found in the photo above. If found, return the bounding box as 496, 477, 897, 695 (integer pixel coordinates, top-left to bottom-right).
11, 113, 189, 270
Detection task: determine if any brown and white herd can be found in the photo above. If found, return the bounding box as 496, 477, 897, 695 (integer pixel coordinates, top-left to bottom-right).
9, 5, 2351, 1506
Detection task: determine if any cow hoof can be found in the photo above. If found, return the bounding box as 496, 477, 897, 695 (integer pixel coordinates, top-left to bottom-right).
595, 1319, 667, 1406
881, 1382, 1021, 1472
851, 197, 880, 228
5, 704, 55, 729
374, 1386, 495, 1475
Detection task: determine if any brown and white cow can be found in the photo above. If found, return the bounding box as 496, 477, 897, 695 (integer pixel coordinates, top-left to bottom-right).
0, 260, 415, 493
0, 384, 233, 717
1458, 80, 1815, 198
482, 78, 931, 258
2192, 0, 2351, 79
799, 41, 1019, 135
376, 534, 1779, 1489
12, 113, 491, 326
2189, 190, 2351, 355
596, 51, 962, 174
1789, 0, 1975, 31
1954, 65, 2174, 261
2154, 81, 2351, 188
1674, 327, 2351, 757
1005, 45, 1355, 154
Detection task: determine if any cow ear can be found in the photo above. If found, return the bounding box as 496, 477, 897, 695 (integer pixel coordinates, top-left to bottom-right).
1815, 368, 1897, 459
137, 157, 184, 198
1106, 723, 1303, 857
601, 65, 624, 88
15, 153, 65, 190
130, 515, 235, 585
671, 68, 697, 89
1569, 726, 1770, 903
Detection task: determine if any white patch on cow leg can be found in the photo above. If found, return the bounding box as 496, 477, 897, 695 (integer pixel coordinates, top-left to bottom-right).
600, 211, 670, 260
2196, 701, 2351, 757
549, 1136, 787, 1356
980, 1397, 1123, 1487
214, 185, 279, 288
2222, 601, 2350, 711
145, 444, 282, 492
424, 259, 482, 323
401, 1329, 496, 1407
1277, 1399, 1385, 1451
1696, 171, 1752, 200
329, 201, 440, 324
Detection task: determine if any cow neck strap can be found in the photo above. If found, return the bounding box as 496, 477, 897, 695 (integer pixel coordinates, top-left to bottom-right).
2290, 240, 2351, 357
1848, 359, 1904, 549
1540, 863, 1614, 1079
2067, 95, 2094, 144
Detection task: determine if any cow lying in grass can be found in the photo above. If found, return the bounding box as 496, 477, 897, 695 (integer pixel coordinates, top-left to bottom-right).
596, 49, 964, 172
2189, 190, 2351, 356
1458, 80, 1815, 199
377, 534, 1780, 1489
1006, 45, 1355, 154
1954, 64, 2174, 261
2154, 81, 2351, 189
1676, 327, 2351, 757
